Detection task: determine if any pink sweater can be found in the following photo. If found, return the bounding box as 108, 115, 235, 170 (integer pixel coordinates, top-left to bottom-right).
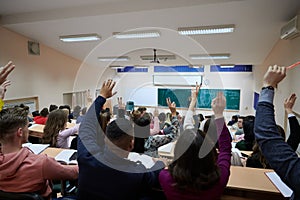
0, 148, 78, 199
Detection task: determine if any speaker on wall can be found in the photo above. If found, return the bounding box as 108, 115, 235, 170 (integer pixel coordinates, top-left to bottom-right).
28, 41, 40, 55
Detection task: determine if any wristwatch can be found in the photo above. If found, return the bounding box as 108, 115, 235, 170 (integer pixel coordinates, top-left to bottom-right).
262, 86, 274, 90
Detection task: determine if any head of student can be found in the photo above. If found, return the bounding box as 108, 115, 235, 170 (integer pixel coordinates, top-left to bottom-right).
40, 107, 49, 117
43, 109, 68, 147
105, 118, 134, 154
169, 128, 220, 191
0, 107, 29, 146
99, 108, 111, 133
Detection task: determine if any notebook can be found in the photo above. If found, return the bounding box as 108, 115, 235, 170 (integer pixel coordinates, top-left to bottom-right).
55, 149, 78, 165
22, 143, 50, 154
265, 171, 293, 198
127, 152, 155, 169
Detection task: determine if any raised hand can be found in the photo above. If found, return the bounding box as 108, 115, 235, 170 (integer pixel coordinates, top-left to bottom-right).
0, 80, 11, 99
263, 65, 286, 88
211, 92, 226, 119
191, 82, 201, 101
284, 93, 297, 114
166, 97, 176, 116
100, 79, 117, 99
117, 97, 125, 110
0, 61, 15, 85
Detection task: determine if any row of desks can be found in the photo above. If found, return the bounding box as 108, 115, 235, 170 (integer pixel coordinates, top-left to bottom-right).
42, 147, 286, 199
28, 122, 76, 138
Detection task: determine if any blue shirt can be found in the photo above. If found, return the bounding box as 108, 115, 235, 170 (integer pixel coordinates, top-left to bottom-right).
255, 88, 300, 200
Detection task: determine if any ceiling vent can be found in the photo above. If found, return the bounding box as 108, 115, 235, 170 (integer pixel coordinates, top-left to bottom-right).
280, 14, 300, 40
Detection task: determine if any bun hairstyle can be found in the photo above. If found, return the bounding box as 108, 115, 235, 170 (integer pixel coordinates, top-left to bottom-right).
131, 109, 143, 122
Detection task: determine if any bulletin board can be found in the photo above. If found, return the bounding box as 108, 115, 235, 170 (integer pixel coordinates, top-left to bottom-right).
3, 96, 39, 113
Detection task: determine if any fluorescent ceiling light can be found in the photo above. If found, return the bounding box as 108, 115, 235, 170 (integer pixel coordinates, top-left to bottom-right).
98, 56, 129, 62
178, 24, 235, 35
140, 55, 176, 61
113, 31, 160, 39
189, 65, 204, 68
134, 65, 150, 69
59, 33, 101, 42
190, 54, 230, 60
109, 65, 125, 69
220, 64, 235, 68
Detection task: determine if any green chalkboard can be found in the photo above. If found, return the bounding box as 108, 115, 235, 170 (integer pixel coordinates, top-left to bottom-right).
157, 88, 240, 110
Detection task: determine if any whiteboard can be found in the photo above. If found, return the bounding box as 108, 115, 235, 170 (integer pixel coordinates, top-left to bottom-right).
125, 88, 156, 106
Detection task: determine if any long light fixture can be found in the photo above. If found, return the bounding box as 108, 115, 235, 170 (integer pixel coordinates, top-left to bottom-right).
59, 33, 101, 42
98, 56, 129, 62
220, 64, 235, 68
189, 65, 204, 68
178, 24, 235, 35
113, 31, 160, 39
190, 53, 230, 60
109, 65, 125, 69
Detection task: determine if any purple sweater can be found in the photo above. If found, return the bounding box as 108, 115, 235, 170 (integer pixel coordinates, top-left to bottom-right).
159, 118, 232, 200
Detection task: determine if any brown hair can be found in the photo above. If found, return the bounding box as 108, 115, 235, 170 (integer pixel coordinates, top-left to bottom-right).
0, 107, 28, 143
42, 109, 67, 147
169, 129, 220, 191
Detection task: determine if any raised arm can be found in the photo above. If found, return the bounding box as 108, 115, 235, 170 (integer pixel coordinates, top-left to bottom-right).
285, 93, 300, 151
0, 80, 11, 111
78, 80, 116, 158
0, 61, 15, 85
211, 92, 231, 186
184, 82, 200, 130
255, 65, 300, 196
0, 61, 14, 111
144, 98, 179, 155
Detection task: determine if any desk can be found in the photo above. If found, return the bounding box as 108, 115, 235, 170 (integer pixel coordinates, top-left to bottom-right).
28, 124, 44, 138
67, 122, 76, 129
28, 123, 76, 138
158, 141, 176, 159
42, 147, 65, 158
157, 141, 286, 199
225, 166, 286, 199
240, 151, 252, 157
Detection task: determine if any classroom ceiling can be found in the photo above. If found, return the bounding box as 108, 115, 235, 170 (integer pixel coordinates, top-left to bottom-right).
1, 0, 300, 67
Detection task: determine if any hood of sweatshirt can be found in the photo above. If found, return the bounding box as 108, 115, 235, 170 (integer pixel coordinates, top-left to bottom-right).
0, 148, 30, 180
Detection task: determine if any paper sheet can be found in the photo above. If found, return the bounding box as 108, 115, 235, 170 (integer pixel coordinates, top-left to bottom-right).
265, 171, 293, 198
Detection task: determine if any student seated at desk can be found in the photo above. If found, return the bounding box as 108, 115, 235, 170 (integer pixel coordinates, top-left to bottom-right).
247, 93, 300, 169
144, 98, 180, 158
42, 109, 79, 148
0, 107, 78, 200
0, 62, 78, 200
235, 115, 255, 151
34, 107, 49, 125
255, 65, 300, 199
246, 124, 285, 169
159, 84, 232, 200
77, 79, 167, 200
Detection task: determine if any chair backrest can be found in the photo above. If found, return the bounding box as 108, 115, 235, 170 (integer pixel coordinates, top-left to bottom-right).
0, 190, 44, 200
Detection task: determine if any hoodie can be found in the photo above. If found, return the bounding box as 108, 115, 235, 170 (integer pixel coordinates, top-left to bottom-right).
0, 147, 78, 199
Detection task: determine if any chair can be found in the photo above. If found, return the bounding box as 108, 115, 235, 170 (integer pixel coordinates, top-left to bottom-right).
0, 190, 45, 200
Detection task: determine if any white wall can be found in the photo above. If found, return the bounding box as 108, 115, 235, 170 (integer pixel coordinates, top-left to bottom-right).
253, 36, 300, 150
99, 64, 254, 122
0, 26, 81, 110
